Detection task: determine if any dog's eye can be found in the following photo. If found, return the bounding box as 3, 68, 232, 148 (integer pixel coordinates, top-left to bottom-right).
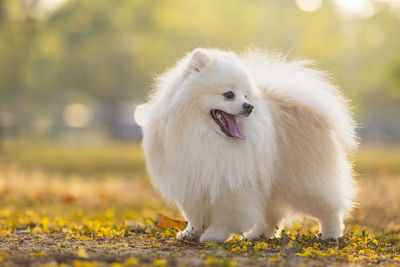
223, 91, 235, 100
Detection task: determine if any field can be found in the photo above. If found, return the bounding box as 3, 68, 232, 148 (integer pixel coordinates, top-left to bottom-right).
0, 139, 399, 266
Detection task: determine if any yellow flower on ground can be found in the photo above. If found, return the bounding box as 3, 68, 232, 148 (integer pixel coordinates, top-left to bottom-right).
231, 246, 241, 252
348, 256, 361, 262
72, 260, 98, 267
293, 221, 302, 230
204, 257, 220, 265
0, 250, 8, 260
296, 247, 314, 257
253, 242, 267, 250
154, 259, 166, 266
124, 257, 139, 266
77, 248, 88, 258
29, 252, 46, 257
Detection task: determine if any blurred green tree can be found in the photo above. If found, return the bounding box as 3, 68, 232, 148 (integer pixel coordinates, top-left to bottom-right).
0, 0, 399, 140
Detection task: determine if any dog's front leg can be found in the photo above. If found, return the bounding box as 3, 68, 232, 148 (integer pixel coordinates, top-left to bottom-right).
176, 203, 209, 240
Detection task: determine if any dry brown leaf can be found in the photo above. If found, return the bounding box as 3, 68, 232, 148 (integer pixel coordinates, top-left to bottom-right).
60, 194, 75, 204
155, 213, 186, 230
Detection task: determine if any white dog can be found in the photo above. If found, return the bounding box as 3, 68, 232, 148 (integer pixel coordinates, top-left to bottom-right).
134, 48, 357, 242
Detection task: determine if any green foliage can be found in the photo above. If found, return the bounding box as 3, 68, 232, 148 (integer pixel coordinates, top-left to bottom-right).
0, 0, 399, 134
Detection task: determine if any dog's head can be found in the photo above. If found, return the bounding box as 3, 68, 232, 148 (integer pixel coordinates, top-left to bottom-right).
184, 48, 255, 140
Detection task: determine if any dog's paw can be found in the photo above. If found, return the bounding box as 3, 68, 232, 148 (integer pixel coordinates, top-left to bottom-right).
321, 232, 341, 241
320, 222, 343, 241
243, 231, 267, 241
199, 227, 230, 243
176, 227, 200, 241
243, 225, 274, 240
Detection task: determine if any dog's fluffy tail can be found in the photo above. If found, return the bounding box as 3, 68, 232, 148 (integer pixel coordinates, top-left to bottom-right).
241, 50, 358, 153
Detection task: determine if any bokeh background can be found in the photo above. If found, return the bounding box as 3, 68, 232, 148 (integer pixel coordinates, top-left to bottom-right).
0, 0, 400, 237
0, 0, 400, 145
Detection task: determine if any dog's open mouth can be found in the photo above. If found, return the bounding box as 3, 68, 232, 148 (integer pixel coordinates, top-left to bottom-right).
210, 110, 245, 140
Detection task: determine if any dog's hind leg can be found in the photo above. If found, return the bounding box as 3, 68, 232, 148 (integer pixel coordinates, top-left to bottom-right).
244, 201, 285, 240
318, 211, 344, 240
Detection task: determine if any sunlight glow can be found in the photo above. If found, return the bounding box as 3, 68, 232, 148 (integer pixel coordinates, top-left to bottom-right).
30, 0, 69, 19
295, 0, 323, 12
333, 0, 376, 18
377, 0, 400, 8
63, 104, 92, 128
38, 0, 69, 13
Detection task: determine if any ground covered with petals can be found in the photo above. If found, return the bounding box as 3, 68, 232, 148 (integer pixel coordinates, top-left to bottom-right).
0, 141, 399, 266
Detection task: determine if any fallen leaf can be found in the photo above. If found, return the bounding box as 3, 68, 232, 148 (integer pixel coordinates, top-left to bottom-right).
154, 213, 186, 230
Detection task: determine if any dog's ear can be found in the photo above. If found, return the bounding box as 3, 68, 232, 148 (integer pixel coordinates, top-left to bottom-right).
189, 48, 210, 72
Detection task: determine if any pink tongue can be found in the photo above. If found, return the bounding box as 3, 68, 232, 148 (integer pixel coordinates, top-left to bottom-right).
221, 113, 246, 140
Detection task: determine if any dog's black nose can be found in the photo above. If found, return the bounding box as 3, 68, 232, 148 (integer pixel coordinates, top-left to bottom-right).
243, 103, 254, 114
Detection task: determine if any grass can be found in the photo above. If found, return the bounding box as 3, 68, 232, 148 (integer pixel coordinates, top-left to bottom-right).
0, 139, 399, 266
1, 139, 146, 177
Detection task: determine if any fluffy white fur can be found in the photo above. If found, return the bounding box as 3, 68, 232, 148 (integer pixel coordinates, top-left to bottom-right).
134, 48, 357, 242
